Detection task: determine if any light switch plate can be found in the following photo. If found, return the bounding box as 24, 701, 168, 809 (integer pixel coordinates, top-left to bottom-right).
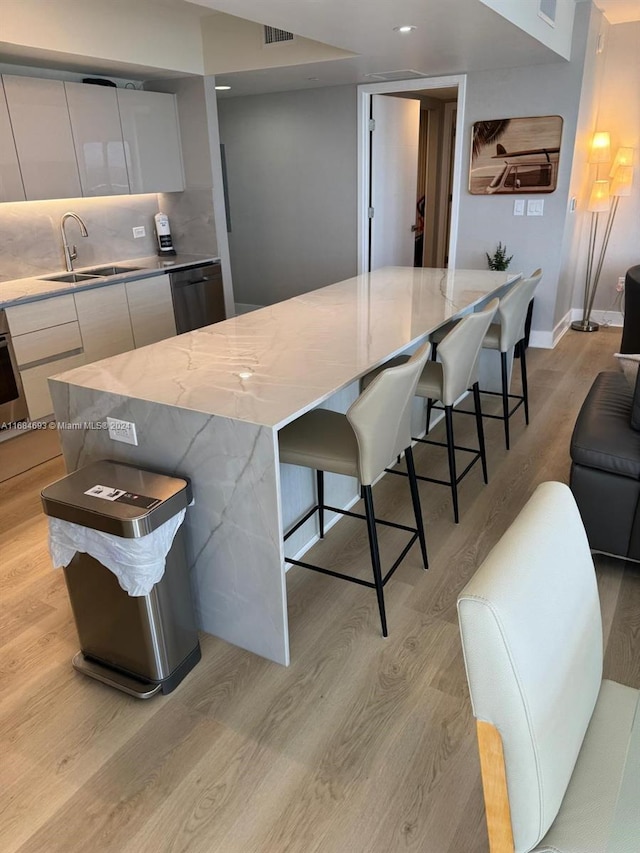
107, 417, 138, 446
132, 226, 146, 239
513, 199, 525, 216
527, 199, 544, 216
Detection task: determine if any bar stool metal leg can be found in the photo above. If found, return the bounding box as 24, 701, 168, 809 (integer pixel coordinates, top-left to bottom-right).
444, 405, 459, 523
520, 342, 530, 425
500, 351, 510, 450
473, 381, 489, 484
362, 485, 388, 637
405, 446, 429, 570
426, 397, 434, 434
317, 470, 325, 538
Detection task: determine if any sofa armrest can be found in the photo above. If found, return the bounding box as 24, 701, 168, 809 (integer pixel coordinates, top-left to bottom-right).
570, 372, 640, 480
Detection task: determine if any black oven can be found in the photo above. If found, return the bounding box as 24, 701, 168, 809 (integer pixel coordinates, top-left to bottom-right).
0, 311, 28, 427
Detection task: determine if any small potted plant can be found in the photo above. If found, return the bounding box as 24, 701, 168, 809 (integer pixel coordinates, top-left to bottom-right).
486, 242, 513, 271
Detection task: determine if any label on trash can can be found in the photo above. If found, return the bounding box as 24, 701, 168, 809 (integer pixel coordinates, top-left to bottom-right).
84, 484, 161, 510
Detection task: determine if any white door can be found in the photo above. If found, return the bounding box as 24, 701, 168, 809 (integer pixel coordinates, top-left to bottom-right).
369, 95, 420, 271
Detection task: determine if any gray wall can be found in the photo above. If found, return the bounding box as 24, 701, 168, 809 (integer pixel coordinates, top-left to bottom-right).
217, 3, 600, 338
218, 85, 358, 306
455, 0, 592, 338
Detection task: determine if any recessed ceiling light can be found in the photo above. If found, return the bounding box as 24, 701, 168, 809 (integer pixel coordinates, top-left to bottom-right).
393, 25, 416, 33
215, 85, 231, 91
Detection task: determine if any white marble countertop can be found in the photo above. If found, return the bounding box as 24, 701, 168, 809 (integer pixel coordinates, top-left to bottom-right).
52, 267, 519, 430
0, 253, 220, 309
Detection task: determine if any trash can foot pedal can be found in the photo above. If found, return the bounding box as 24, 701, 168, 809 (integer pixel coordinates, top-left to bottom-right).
72, 652, 162, 699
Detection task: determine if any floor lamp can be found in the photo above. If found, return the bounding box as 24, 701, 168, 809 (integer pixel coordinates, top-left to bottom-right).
572, 143, 635, 333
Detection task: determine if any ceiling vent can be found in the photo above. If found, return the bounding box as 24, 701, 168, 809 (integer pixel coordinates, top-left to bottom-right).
365, 69, 429, 82
538, 0, 557, 27
263, 25, 295, 46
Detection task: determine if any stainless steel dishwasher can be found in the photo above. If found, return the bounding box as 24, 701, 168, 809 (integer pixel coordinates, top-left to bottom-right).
169, 261, 226, 334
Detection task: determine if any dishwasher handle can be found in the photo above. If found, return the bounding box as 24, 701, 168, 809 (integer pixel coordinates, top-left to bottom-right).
172, 277, 216, 288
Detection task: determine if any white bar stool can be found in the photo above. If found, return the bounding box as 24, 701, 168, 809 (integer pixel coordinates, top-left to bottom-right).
279, 343, 431, 637
480, 269, 542, 449
364, 299, 499, 523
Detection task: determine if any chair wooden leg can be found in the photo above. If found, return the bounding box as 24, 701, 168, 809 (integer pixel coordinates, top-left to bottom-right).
444, 405, 459, 523
520, 341, 529, 425
363, 485, 388, 637
476, 721, 515, 853
405, 446, 428, 570
501, 351, 510, 450
317, 470, 325, 538
473, 382, 489, 484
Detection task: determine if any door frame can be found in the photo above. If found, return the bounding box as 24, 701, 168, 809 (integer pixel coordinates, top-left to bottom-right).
357, 74, 467, 274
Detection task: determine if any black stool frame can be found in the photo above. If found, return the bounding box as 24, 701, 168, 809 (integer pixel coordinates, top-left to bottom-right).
389, 382, 488, 524
477, 341, 529, 450
283, 446, 428, 637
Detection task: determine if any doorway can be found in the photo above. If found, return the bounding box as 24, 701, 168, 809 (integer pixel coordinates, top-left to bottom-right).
357, 75, 466, 274
416, 96, 457, 268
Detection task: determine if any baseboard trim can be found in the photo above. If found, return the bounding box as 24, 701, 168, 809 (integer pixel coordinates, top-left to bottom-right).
529, 310, 572, 349
528, 307, 623, 350
0, 427, 62, 483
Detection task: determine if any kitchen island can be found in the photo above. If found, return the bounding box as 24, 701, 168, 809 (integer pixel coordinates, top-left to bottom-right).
49, 267, 519, 665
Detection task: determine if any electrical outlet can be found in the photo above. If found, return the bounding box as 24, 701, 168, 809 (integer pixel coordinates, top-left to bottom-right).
107, 417, 138, 446
132, 226, 146, 239
617, 277, 625, 293
513, 199, 525, 216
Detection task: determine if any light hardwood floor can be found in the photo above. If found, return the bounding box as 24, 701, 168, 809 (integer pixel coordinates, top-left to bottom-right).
1, 327, 638, 853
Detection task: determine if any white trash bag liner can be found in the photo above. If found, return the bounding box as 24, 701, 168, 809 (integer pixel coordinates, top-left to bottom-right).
48, 509, 187, 597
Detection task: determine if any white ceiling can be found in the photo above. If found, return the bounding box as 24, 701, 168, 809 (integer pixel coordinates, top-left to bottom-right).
189, 0, 567, 97
594, 0, 640, 23
7, 0, 637, 94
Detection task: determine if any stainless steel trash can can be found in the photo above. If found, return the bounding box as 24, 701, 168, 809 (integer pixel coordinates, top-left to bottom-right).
42, 460, 200, 699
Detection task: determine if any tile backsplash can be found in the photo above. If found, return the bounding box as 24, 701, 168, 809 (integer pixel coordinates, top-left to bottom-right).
0, 195, 160, 281
0, 191, 220, 283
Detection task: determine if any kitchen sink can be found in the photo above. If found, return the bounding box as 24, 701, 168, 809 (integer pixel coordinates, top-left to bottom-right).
82, 265, 142, 276
41, 273, 101, 283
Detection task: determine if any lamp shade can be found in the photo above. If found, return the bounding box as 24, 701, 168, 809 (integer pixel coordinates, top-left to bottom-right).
588, 179, 610, 212
611, 165, 634, 197
609, 147, 634, 177
589, 131, 611, 164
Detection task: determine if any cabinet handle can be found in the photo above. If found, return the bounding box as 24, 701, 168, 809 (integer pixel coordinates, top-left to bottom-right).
18, 346, 84, 372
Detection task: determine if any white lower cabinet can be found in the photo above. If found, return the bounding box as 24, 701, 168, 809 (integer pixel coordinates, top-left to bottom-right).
8, 273, 180, 421
126, 274, 176, 348
74, 284, 135, 362
6, 294, 85, 421
21, 353, 86, 421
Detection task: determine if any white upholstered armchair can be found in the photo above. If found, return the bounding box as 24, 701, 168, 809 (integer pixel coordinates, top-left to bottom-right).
457, 481, 640, 853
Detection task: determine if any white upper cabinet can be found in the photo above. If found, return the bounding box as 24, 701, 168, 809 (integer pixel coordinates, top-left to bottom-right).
65, 82, 130, 197
117, 89, 185, 194
0, 79, 25, 202
3, 75, 81, 201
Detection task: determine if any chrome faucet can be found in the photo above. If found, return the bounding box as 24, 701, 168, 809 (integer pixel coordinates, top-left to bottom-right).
60, 212, 88, 272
